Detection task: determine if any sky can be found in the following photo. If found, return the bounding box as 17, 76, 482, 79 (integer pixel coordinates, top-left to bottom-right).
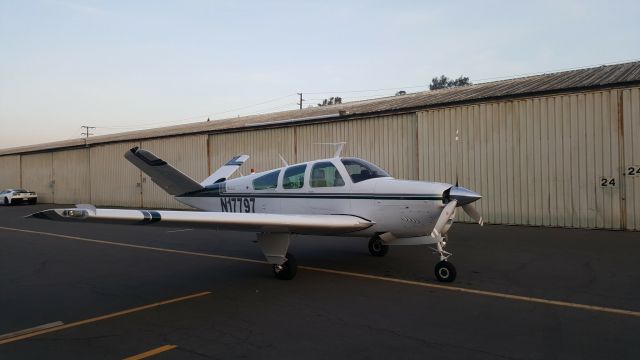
1, 0, 639, 149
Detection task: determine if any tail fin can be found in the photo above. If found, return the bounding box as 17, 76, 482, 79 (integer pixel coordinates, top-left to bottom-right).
124, 147, 203, 196
200, 155, 249, 186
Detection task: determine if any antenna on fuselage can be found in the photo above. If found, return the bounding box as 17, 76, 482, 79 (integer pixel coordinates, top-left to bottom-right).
278, 154, 289, 167
314, 142, 347, 158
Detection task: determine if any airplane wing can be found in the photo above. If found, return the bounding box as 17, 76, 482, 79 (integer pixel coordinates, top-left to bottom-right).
27, 207, 374, 235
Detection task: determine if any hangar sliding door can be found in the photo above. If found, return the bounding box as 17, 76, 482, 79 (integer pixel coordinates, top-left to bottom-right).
418, 89, 623, 229
141, 135, 208, 209
0, 155, 21, 190
21, 153, 54, 203
52, 149, 90, 204
90, 142, 142, 207
622, 87, 640, 230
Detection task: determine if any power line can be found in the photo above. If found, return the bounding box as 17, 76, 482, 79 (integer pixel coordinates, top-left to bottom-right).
88, 57, 640, 132
92, 93, 297, 131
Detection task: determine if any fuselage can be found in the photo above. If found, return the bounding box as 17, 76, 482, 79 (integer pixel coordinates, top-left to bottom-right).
177, 157, 452, 237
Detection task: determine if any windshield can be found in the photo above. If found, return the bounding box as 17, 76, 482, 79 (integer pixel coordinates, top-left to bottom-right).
341, 158, 390, 183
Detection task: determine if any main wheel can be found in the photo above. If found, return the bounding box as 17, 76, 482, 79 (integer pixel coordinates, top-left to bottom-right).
29, 199, 37, 205
368, 236, 389, 257
273, 252, 297, 280
3, 197, 9, 205
435, 261, 456, 282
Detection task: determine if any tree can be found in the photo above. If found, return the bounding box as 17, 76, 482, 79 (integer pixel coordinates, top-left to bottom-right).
317, 97, 343, 106
429, 75, 472, 90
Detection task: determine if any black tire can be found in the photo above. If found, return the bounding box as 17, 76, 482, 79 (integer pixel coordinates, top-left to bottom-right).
30, 199, 37, 205
435, 261, 456, 282
273, 253, 297, 280
368, 236, 389, 257
3, 197, 9, 206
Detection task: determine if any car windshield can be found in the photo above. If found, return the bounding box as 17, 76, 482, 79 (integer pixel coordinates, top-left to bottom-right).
340, 158, 390, 183
14, 189, 28, 192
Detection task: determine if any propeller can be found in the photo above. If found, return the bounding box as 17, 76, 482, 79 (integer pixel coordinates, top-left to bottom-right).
437, 185, 484, 231
462, 203, 483, 226
432, 199, 457, 237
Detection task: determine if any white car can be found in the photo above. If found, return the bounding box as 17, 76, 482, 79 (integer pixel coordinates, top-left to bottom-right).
1, 189, 38, 205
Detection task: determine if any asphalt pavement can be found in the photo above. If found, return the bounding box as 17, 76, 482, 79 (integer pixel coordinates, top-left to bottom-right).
0, 203, 639, 359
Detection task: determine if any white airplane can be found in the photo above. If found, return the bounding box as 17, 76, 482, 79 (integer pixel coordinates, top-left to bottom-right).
29, 145, 483, 282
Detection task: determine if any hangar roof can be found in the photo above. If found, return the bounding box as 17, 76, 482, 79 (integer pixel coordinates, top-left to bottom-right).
2, 60, 640, 156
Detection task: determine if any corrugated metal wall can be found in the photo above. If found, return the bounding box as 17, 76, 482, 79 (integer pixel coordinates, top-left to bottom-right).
209, 127, 296, 175
418, 89, 627, 229
0, 87, 638, 230
622, 88, 640, 230
295, 113, 418, 180
141, 135, 208, 209
21, 153, 54, 203
90, 142, 142, 207
52, 149, 90, 204
0, 155, 21, 190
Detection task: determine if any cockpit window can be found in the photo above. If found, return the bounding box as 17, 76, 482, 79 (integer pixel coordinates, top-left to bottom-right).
252, 170, 280, 190
311, 162, 345, 188
283, 164, 306, 189
341, 158, 390, 183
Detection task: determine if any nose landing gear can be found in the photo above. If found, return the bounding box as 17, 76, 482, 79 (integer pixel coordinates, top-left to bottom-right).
431, 234, 456, 282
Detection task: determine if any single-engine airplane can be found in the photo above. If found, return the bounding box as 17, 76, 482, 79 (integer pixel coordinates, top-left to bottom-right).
29, 145, 483, 282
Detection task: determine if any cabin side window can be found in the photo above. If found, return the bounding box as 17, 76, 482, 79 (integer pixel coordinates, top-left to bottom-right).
282, 164, 307, 189
252, 170, 280, 190
311, 162, 345, 188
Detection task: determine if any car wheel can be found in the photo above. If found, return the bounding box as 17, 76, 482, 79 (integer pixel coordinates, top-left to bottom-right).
3, 197, 9, 205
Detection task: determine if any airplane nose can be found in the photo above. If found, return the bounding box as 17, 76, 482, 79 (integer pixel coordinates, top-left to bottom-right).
447, 186, 482, 206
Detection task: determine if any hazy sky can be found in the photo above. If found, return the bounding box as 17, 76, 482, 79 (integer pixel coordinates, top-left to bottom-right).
1, 0, 639, 149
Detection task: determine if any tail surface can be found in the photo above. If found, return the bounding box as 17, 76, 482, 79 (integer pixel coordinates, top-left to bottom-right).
200, 155, 249, 186
124, 147, 203, 196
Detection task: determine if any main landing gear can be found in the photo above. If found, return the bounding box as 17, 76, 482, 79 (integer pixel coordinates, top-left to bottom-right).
257, 233, 299, 280
368, 235, 389, 257
273, 253, 297, 280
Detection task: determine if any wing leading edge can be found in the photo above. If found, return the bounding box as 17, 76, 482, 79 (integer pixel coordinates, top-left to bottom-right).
27, 207, 374, 235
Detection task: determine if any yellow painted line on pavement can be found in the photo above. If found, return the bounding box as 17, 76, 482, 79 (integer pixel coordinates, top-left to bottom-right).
2, 226, 640, 319
123, 344, 177, 360
0, 291, 210, 345
0, 321, 64, 341
300, 266, 640, 318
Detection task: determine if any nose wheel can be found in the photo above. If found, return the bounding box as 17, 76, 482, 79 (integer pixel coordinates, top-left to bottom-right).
434, 260, 456, 282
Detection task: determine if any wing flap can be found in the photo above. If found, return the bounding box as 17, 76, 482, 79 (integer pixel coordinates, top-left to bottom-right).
28, 207, 374, 235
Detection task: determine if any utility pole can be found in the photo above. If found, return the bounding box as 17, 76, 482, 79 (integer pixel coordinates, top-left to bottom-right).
81, 125, 96, 147
297, 93, 304, 109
